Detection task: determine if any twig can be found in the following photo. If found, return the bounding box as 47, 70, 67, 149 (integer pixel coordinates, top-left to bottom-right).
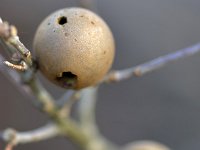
28, 78, 56, 114
0, 22, 17, 39
58, 91, 81, 117
104, 43, 200, 83
1, 123, 59, 146
0, 54, 89, 150
0, 54, 20, 83
0, 18, 32, 67
0, 54, 34, 99
27, 77, 90, 149
78, 87, 98, 130
8, 36, 32, 66
78, 87, 117, 150
0, 18, 91, 149
0, 54, 55, 113
0, 13, 183, 150
0, 39, 16, 57
4, 61, 27, 71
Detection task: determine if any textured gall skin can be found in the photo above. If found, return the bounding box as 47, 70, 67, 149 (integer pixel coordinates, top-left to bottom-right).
33, 7, 115, 89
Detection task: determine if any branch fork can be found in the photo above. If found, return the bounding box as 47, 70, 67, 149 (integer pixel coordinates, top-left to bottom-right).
1, 7, 200, 149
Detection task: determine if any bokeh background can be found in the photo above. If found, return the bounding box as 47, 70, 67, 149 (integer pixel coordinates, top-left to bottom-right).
1, 0, 200, 150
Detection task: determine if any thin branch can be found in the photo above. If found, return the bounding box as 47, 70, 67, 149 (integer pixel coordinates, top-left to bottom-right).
78, 87, 98, 130
78, 87, 117, 150
28, 78, 56, 114
1, 123, 59, 146
0, 18, 32, 67
0, 18, 90, 149
0, 18, 55, 114
0, 54, 20, 83
104, 43, 200, 83
57, 91, 76, 107
0, 22, 17, 39
58, 91, 81, 118
1, 14, 178, 150
0, 40, 16, 57
0, 40, 88, 150
28, 77, 90, 149
8, 37, 32, 66
0, 54, 56, 114
1, 54, 35, 99
4, 61, 27, 71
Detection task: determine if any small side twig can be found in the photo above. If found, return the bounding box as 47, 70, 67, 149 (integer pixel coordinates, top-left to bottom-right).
58, 91, 81, 117
28, 78, 56, 114
0, 18, 91, 149
0, 54, 20, 83
1, 123, 59, 146
0, 18, 32, 67
8, 37, 32, 66
78, 87, 117, 150
0, 54, 34, 100
0, 22, 17, 40
78, 87, 98, 130
104, 43, 200, 83
57, 91, 79, 107
4, 61, 27, 71
27, 76, 90, 149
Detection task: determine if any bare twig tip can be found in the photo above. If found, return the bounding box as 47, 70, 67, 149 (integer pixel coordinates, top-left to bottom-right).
10, 26, 17, 37
3, 61, 27, 71
2, 128, 17, 142
3, 61, 9, 66
104, 43, 200, 83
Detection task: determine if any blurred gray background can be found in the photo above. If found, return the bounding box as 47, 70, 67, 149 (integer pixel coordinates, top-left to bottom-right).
1, 0, 200, 150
